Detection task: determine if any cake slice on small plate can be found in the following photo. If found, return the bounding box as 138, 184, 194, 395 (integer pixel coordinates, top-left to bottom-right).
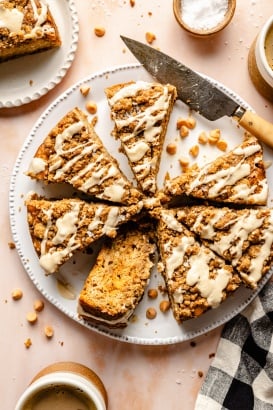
26, 194, 143, 275
0, 0, 61, 62
176, 205, 273, 289
152, 208, 241, 323
105, 81, 177, 196
78, 221, 156, 328
159, 134, 268, 206
26, 107, 142, 205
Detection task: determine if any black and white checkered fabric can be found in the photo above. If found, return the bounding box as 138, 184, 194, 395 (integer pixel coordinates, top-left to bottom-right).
195, 281, 273, 410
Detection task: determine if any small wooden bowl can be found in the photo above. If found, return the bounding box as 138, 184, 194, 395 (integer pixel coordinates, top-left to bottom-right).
173, 0, 236, 37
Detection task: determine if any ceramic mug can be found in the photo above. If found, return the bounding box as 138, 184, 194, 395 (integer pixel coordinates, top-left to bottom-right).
15, 362, 108, 410
248, 14, 273, 101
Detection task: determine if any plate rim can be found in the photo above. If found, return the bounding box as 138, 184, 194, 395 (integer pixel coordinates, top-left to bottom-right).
9, 63, 273, 345
0, 0, 79, 108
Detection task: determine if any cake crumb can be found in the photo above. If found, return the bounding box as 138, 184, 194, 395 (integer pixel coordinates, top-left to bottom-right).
198, 370, 204, 378
8, 242, 15, 249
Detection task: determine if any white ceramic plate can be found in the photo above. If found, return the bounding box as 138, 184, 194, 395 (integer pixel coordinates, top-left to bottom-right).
9, 64, 273, 345
0, 0, 79, 108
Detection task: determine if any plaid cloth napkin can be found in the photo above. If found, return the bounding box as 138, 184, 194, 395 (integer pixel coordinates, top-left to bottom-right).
195, 281, 273, 410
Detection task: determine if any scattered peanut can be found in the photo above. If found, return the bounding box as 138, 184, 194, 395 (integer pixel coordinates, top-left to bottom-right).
34, 299, 44, 312
185, 117, 196, 129
166, 143, 177, 155
208, 128, 221, 144
179, 125, 189, 138
159, 300, 170, 313
11, 288, 23, 301
44, 325, 54, 339
198, 131, 208, 145
216, 139, 228, 152
146, 307, 157, 319
80, 85, 90, 97
24, 338, 32, 349
179, 157, 190, 172
26, 311, 38, 324
129, 0, 135, 6
86, 101, 97, 115
8, 241, 15, 249
189, 144, 199, 158
94, 26, 106, 37
145, 31, 156, 44
148, 288, 158, 299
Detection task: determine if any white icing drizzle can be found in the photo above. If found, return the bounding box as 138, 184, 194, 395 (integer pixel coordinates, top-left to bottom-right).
87, 206, 122, 236
186, 249, 231, 307
39, 202, 81, 274
31, 119, 127, 202
161, 210, 183, 232
164, 235, 195, 278
188, 140, 266, 201
108, 81, 172, 193
28, 157, 46, 174
0, 6, 24, 32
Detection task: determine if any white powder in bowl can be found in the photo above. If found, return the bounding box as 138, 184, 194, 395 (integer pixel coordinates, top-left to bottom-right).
181, 0, 229, 31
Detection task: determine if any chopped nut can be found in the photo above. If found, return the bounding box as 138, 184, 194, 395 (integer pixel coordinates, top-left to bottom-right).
24, 338, 32, 349
146, 307, 157, 319
166, 143, 177, 155
148, 288, 158, 299
159, 300, 170, 312
11, 288, 23, 301
8, 242, 15, 249
179, 125, 189, 138
86, 101, 97, 115
145, 32, 156, 44
26, 311, 38, 324
94, 26, 106, 37
179, 157, 190, 172
216, 139, 228, 152
208, 129, 221, 144
34, 299, 44, 312
80, 85, 90, 97
189, 144, 199, 158
44, 325, 54, 339
198, 131, 208, 145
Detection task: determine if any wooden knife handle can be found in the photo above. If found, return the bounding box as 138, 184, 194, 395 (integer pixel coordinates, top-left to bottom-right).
237, 110, 273, 150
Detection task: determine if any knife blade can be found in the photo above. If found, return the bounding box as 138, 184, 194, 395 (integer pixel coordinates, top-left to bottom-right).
121, 35, 273, 150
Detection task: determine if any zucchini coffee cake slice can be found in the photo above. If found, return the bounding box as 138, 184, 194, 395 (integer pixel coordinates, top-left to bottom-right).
105, 81, 177, 196
26, 107, 142, 205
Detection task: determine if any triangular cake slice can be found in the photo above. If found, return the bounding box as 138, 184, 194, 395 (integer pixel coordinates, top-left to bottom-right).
153, 208, 241, 323
159, 135, 268, 206
105, 81, 177, 196
26, 107, 142, 205
78, 222, 156, 328
26, 194, 143, 275
176, 205, 273, 289
0, 0, 61, 62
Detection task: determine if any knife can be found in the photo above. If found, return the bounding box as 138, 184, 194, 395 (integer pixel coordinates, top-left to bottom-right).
121, 35, 273, 150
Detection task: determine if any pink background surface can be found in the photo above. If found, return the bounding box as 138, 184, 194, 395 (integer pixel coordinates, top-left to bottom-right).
1, 1, 273, 409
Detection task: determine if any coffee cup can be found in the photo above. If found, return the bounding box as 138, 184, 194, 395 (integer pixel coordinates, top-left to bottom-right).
248, 15, 273, 101
15, 362, 108, 410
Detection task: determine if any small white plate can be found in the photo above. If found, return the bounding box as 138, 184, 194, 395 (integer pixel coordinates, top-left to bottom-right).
0, 0, 79, 108
9, 64, 273, 345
